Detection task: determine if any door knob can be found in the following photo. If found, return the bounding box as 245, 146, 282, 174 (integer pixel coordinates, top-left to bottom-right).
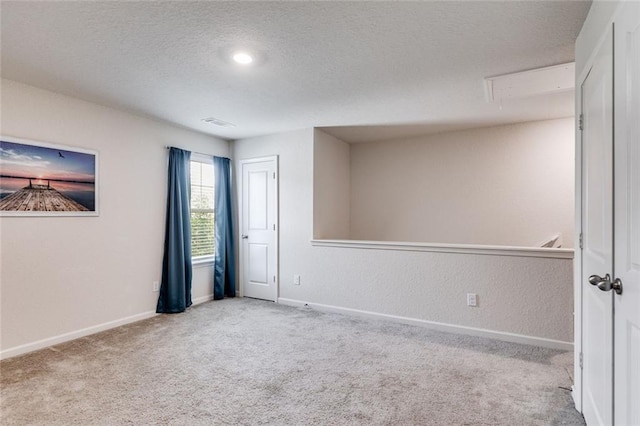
588, 273, 610, 286
598, 277, 623, 295
241, 234, 249, 239
588, 273, 623, 295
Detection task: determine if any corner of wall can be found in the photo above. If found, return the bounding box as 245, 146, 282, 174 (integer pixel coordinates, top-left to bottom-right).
312, 129, 351, 240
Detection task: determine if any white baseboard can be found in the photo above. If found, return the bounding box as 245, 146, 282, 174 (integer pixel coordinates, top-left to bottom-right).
0, 310, 158, 360
192, 294, 214, 305
278, 297, 573, 351
1, 293, 214, 360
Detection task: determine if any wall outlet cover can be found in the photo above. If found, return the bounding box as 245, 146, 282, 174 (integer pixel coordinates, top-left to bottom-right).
467, 293, 478, 307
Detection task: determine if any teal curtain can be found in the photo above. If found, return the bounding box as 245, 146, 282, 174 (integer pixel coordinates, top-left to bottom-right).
157, 148, 193, 313
213, 156, 236, 299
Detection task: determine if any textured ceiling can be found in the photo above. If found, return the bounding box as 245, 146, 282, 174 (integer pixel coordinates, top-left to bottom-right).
1, 1, 591, 142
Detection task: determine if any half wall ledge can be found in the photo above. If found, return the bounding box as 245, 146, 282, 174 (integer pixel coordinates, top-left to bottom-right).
310, 239, 574, 259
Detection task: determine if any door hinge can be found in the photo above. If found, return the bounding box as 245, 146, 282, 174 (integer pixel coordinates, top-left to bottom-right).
273, 275, 276, 283
273, 172, 276, 179
579, 352, 583, 369
578, 113, 584, 131
579, 232, 583, 249
273, 224, 276, 231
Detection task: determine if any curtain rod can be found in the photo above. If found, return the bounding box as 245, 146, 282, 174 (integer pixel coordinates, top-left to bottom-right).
165, 146, 230, 161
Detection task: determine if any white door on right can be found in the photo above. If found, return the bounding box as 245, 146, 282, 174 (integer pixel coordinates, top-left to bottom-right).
581, 26, 614, 426
614, 3, 640, 424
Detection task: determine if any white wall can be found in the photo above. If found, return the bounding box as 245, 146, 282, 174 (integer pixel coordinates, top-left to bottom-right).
0, 79, 229, 357
313, 129, 350, 239
233, 128, 315, 300
1, 81, 575, 356
349, 118, 575, 247
234, 129, 574, 346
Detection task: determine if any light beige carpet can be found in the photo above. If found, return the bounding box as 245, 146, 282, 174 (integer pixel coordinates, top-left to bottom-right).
1, 298, 584, 425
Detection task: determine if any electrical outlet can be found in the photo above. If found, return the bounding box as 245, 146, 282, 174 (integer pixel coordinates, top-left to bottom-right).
153, 281, 160, 292
293, 275, 301, 285
467, 293, 478, 307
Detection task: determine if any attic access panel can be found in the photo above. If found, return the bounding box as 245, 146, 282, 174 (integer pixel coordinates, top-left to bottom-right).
485, 62, 575, 103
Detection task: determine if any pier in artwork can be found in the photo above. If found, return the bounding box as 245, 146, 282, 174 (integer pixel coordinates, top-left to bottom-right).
0, 182, 88, 212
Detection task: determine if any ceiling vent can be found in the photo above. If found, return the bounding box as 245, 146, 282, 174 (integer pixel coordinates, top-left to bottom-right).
201, 117, 236, 128
485, 62, 575, 103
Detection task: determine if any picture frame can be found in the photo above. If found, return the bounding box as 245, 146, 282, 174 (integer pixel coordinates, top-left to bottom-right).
0, 136, 99, 216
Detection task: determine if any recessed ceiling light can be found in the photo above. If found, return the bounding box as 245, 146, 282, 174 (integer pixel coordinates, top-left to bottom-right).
232, 51, 253, 65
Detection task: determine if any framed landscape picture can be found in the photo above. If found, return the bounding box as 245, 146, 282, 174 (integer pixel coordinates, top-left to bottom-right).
0, 136, 99, 216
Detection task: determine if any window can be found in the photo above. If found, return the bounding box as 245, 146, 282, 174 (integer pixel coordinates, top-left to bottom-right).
190, 157, 214, 261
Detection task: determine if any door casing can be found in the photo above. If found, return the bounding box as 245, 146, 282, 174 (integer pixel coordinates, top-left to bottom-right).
612, 5, 640, 424
238, 156, 279, 301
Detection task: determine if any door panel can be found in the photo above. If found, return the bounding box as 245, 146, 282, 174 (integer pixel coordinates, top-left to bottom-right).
581, 27, 614, 426
248, 243, 269, 284
248, 171, 268, 230
241, 157, 278, 301
614, 4, 640, 424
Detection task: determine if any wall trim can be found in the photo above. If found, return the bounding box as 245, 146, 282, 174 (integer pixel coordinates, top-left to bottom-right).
0, 310, 157, 360
311, 239, 574, 259
192, 294, 214, 305
0, 293, 214, 360
278, 297, 573, 351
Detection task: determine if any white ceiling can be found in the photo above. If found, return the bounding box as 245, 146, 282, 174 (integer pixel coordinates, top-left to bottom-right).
1, 1, 591, 143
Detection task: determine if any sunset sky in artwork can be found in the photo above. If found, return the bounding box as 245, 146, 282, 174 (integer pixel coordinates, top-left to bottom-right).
0, 140, 95, 182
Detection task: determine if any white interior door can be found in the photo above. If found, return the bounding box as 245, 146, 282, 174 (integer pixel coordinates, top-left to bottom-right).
241, 157, 278, 301
614, 4, 640, 424
581, 27, 614, 426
